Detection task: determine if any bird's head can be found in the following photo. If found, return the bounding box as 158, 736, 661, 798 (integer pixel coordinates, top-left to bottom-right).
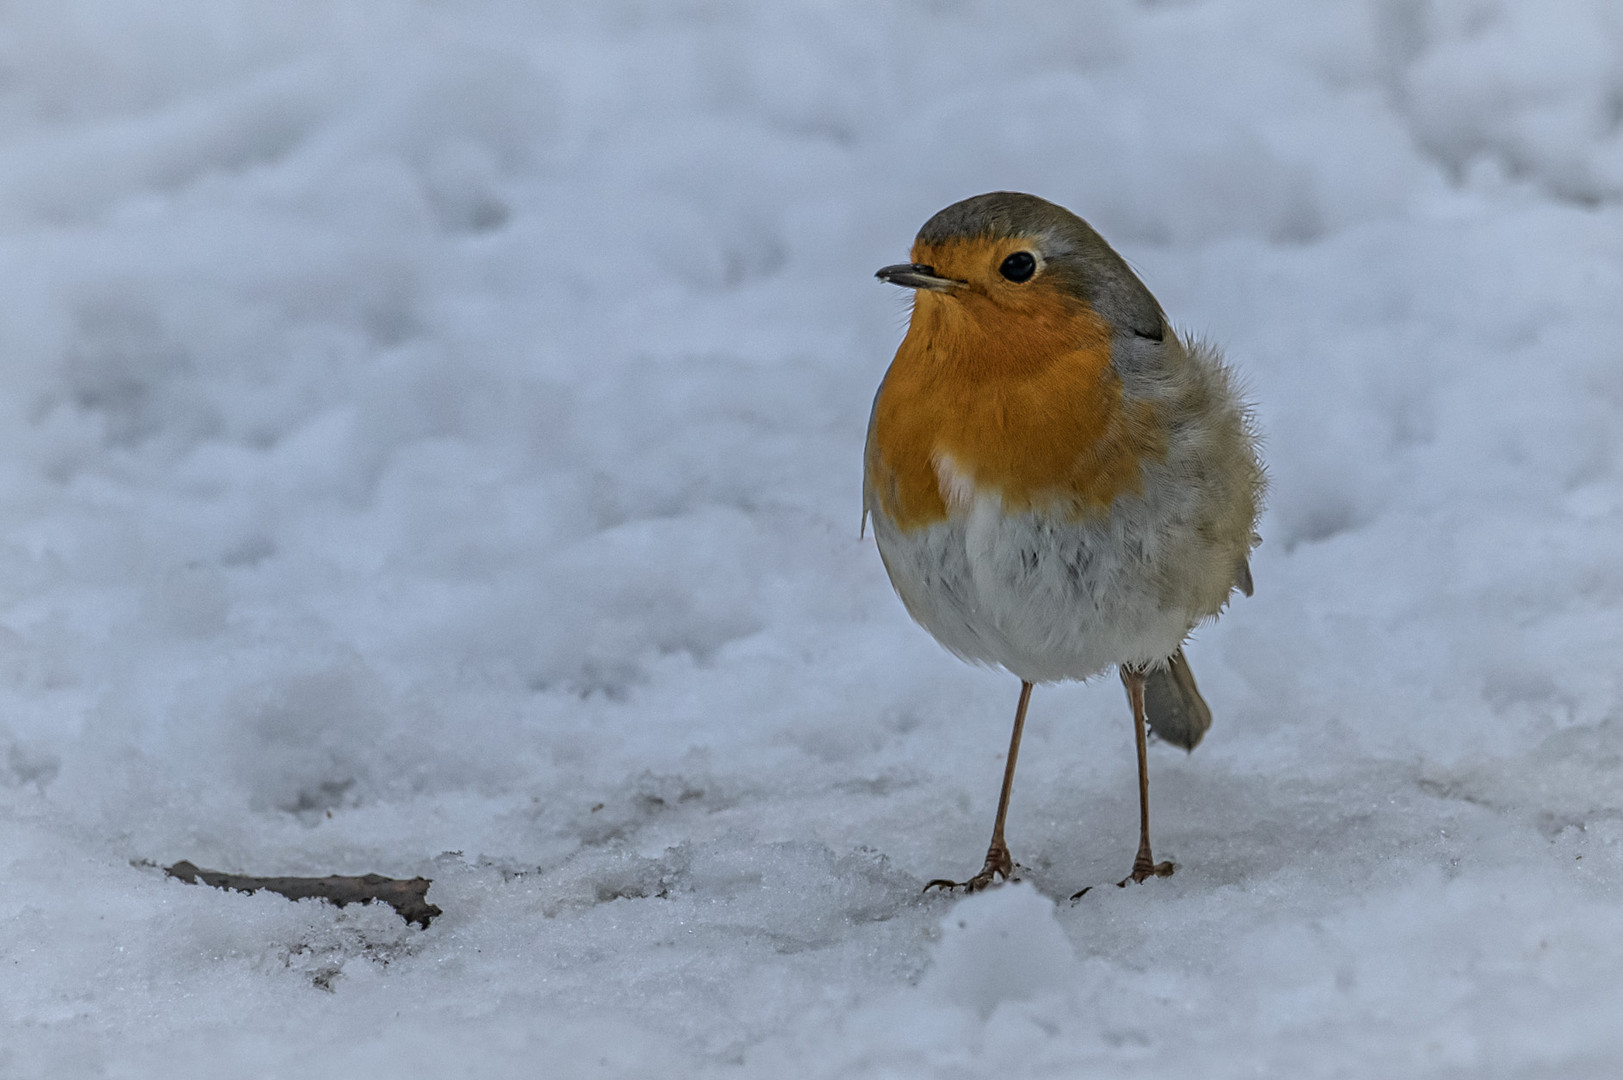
876, 192, 1165, 346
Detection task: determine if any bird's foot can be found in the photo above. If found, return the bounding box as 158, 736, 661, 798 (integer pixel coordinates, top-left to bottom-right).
924, 841, 1014, 893
1117, 849, 1175, 887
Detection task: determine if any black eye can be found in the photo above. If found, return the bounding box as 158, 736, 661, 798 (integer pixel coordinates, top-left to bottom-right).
999, 251, 1037, 283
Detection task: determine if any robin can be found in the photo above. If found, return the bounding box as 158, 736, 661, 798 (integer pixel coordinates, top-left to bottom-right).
865, 192, 1264, 890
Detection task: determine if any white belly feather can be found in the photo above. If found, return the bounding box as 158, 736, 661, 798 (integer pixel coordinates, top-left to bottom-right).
871, 476, 1197, 682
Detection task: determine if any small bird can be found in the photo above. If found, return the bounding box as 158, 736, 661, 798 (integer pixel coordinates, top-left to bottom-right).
865, 192, 1263, 890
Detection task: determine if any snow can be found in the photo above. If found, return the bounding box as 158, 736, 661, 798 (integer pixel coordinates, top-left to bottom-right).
1, 0, 1621, 1076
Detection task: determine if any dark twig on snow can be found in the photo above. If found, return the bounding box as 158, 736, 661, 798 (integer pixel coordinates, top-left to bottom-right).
164, 860, 441, 928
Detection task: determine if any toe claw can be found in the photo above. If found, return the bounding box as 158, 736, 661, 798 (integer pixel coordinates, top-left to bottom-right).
925, 842, 1015, 894
923, 862, 1012, 894
1117, 858, 1176, 887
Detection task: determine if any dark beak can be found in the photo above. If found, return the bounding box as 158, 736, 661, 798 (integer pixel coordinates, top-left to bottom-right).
875, 263, 961, 290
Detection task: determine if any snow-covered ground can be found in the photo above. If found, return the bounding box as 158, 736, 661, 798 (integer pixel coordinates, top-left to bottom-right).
2, 1, 1622, 1075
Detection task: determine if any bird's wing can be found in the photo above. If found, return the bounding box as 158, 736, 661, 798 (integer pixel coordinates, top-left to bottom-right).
1234, 556, 1254, 598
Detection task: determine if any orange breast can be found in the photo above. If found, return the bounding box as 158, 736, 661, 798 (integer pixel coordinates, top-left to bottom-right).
867, 285, 1164, 531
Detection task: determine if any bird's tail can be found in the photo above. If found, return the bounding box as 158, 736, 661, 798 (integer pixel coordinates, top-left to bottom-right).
1140, 647, 1212, 751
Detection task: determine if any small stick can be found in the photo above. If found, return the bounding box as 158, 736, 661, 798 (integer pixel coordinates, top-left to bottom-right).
165, 860, 441, 928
